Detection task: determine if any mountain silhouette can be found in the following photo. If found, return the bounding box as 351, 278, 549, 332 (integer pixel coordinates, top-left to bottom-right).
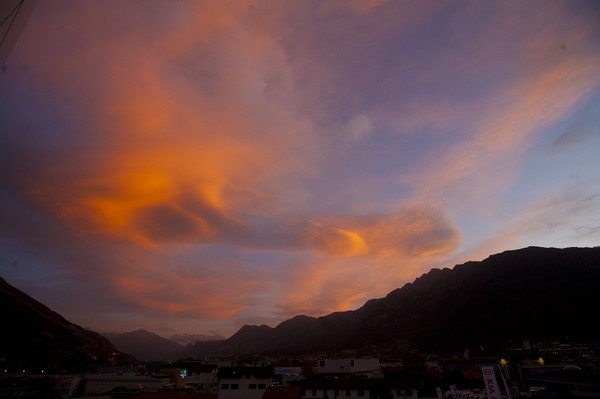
2, 246, 599, 364
0, 277, 129, 371
170, 333, 226, 346
104, 329, 184, 361
187, 246, 600, 357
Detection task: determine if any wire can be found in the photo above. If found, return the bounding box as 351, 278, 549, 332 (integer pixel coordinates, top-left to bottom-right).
0, 0, 25, 49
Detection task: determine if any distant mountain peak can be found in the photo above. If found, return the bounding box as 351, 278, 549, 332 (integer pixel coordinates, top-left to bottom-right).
104, 329, 183, 361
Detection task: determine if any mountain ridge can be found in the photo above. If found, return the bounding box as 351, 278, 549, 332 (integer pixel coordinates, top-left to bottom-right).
0, 276, 130, 371
2, 246, 599, 363
103, 329, 184, 361
186, 246, 600, 357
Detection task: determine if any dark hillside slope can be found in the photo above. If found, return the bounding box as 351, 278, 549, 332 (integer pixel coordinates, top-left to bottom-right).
0, 277, 127, 371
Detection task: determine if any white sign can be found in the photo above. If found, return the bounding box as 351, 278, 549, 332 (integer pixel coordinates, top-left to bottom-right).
481, 366, 502, 399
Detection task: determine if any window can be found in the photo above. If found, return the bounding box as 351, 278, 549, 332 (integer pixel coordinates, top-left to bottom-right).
231, 384, 239, 390
358, 390, 365, 397
221, 384, 229, 390
350, 360, 355, 367
258, 384, 266, 389
319, 360, 325, 367
346, 390, 351, 397
312, 389, 317, 397
335, 389, 339, 397
249, 384, 257, 389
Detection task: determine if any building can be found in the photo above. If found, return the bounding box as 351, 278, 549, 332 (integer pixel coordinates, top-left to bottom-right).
263, 385, 302, 399
51, 375, 82, 398
273, 367, 304, 386
82, 374, 171, 396
218, 366, 273, 399
301, 378, 375, 399
185, 363, 219, 391
316, 359, 381, 378
300, 378, 419, 399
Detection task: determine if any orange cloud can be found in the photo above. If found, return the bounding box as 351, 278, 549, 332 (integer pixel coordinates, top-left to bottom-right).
14, 12, 318, 247
110, 255, 270, 320
274, 254, 427, 319
273, 207, 460, 318
303, 206, 460, 258
303, 223, 369, 257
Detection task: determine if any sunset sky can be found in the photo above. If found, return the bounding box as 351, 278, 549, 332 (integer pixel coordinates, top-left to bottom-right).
1, 0, 599, 338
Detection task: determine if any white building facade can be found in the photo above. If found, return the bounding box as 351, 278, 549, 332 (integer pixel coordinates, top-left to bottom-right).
217, 367, 273, 399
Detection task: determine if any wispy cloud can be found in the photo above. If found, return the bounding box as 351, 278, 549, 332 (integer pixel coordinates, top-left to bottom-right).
552, 110, 600, 149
